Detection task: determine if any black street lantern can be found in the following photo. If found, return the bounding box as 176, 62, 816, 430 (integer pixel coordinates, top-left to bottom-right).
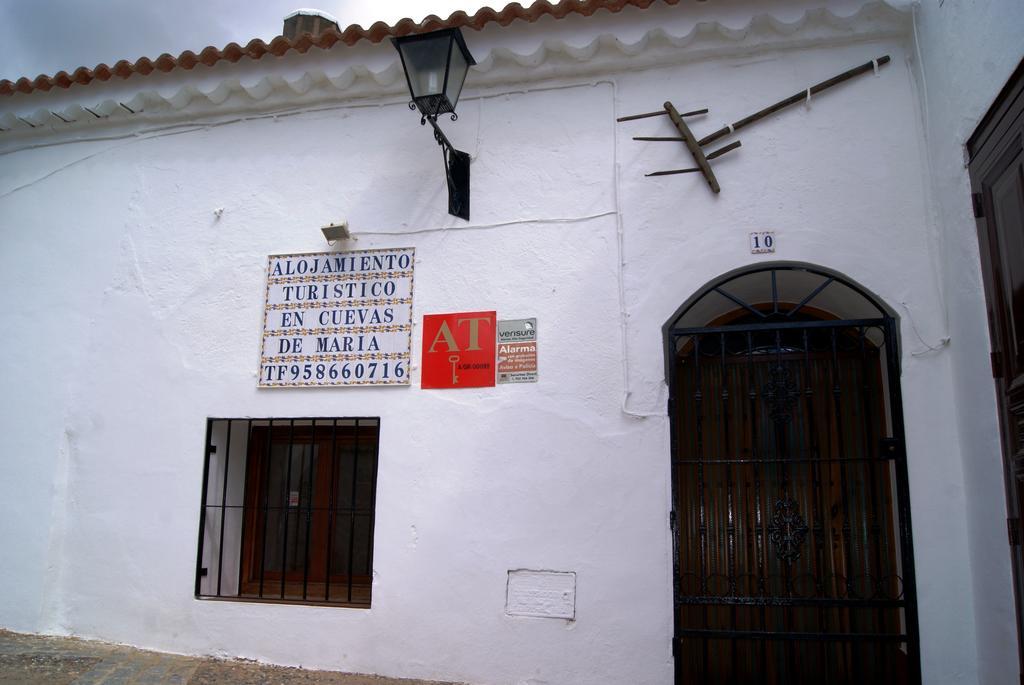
392, 28, 476, 220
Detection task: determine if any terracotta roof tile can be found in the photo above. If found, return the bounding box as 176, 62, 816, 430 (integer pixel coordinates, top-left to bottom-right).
1, 0, 684, 96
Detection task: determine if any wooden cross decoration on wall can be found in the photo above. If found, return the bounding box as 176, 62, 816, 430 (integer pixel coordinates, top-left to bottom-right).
617, 56, 891, 193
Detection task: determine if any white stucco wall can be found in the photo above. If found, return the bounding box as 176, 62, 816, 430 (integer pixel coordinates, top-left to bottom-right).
0, 142, 136, 633
614, 38, 976, 685
909, 2, 1024, 684
0, 78, 677, 684
0, 1, 1015, 683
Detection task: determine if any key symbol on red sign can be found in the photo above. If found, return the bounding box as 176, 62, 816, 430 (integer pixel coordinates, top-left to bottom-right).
449, 354, 460, 384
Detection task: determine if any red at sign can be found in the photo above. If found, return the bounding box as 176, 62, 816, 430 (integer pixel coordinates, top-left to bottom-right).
421, 311, 496, 389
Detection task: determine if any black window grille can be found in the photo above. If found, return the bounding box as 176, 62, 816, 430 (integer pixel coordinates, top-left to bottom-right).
194, 418, 379, 607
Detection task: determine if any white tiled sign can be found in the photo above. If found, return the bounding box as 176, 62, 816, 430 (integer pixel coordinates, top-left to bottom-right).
259, 247, 414, 387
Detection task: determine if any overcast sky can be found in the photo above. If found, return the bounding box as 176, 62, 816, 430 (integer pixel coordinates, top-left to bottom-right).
0, 0, 488, 81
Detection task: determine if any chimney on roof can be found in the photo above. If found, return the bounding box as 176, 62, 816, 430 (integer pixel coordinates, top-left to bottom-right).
283, 9, 340, 39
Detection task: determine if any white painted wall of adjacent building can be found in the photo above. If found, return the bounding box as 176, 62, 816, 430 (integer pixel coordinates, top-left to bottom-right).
0, 1, 1019, 683
909, 2, 1024, 683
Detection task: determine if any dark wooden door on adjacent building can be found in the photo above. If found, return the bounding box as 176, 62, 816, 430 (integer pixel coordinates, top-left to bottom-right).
968, 58, 1024, 680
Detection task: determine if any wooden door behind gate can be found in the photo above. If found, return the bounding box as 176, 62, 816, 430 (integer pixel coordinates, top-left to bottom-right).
671, 319, 919, 684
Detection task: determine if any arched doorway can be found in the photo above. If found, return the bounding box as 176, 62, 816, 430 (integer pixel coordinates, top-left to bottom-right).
664, 265, 920, 684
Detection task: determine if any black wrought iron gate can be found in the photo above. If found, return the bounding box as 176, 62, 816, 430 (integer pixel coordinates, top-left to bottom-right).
666, 267, 920, 685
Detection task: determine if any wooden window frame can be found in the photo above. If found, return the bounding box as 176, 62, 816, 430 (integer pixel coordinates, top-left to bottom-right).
198, 419, 380, 607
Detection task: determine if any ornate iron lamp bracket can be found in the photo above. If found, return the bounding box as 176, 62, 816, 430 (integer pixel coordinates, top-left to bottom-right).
419, 112, 470, 221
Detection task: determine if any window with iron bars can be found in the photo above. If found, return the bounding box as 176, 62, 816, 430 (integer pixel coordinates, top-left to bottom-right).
195, 418, 379, 607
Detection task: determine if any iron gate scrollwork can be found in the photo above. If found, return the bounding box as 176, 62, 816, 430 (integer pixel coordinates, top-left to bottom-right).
665, 266, 920, 685
763, 364, 801, 424
767, 497, 809, 565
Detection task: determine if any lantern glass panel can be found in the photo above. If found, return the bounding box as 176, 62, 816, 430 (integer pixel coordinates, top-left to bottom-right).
399, 34, 452, 101
444, 41, 469, 111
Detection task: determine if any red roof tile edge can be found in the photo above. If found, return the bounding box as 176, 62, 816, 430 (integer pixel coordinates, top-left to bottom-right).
1, 0, 683, 97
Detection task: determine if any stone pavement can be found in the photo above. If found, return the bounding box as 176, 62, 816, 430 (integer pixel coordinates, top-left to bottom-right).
0, 630, 466, 685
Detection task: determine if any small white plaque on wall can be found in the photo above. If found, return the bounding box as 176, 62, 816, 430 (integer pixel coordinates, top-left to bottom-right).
749, 231, 776, 254
506, 570, 576, 620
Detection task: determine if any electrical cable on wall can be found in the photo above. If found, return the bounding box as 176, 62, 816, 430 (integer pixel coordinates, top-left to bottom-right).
901, 300, 951, 356
605, 77, 665, 419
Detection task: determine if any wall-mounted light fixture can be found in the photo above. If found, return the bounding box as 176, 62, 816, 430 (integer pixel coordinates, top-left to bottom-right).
392, 28, 476, 220
321, 221, 350, 244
